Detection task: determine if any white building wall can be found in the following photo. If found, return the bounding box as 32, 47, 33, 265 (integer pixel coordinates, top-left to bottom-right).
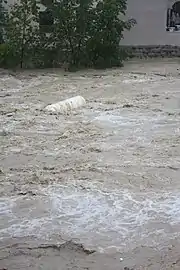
122, 0, 180, 45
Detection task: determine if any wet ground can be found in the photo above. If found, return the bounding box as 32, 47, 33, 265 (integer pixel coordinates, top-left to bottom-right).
1, 59, 180, 269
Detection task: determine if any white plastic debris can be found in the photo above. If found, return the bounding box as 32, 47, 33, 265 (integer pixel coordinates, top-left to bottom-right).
44, 95, 86, 114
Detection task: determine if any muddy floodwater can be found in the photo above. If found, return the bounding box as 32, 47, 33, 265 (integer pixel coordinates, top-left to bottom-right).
1, 59, 180, 269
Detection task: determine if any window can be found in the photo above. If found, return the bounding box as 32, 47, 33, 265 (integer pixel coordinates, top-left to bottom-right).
41, 0, 53, 8
166, 1, 180, 32
39, 9, 54, 32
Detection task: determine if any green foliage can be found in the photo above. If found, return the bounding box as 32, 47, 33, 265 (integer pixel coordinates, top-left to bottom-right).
52, 0, 136, 68
0, 43, 8, 65
0, 0, 8, 43
0, 43, 19, 67
85, 0, 132, 68
51, 0, 92, 66
0, 0, 136, 69
6, 0, 41, 67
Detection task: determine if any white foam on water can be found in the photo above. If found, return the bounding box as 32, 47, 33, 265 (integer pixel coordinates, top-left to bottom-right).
1, 186, 180, 251
93, 111, 179, 147
0, 198, 15, 216
94, 112, 170, 127
122, 78, 149, 84
0, 76, 23, 92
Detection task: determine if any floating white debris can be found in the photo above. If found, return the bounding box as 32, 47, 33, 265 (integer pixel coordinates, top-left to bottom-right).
44, 95, 86, 114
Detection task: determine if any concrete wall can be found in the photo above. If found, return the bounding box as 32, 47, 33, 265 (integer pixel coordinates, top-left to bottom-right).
122, 0, 180, 46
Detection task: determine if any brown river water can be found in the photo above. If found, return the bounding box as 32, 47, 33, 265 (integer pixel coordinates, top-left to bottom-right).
1, 59, 180, 269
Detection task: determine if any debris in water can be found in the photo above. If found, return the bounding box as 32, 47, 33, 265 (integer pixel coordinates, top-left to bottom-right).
0, 130, 8, 136
154, 73, 167, 77
0, 93, 11, 97
17, 191, 36, 196
88, 147, 102, 153
123, 104, 134, 108
168, 166, 179, 171
44, 96, 86, 114
43, 166, 55, 171
27, 240, 96, 255
104, 100, 117, 105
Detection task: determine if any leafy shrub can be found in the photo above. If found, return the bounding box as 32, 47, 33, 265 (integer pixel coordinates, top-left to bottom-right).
0, 43, 18, 67
52, 0, 136, 69
0, 0, 136, 69
6, 0, 41, 68
0, 0, 8, 43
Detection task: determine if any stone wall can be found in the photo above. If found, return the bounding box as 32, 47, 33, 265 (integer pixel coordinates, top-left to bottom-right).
122, 45, 180, 58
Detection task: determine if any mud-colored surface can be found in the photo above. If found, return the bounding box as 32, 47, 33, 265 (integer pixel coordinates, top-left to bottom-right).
1, 59, 180, 269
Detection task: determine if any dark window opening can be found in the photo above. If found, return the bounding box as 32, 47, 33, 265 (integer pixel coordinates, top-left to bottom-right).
41, 0, 53, 8
39, 9, 54, 32
166, 1, 180, 32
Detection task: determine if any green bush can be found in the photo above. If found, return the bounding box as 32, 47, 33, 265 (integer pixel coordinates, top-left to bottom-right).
52, 0, 136, 69
0, 43, 8, 66
0, 0, 8, 43
0, 0, 136, 70
0, 43, 18, 68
